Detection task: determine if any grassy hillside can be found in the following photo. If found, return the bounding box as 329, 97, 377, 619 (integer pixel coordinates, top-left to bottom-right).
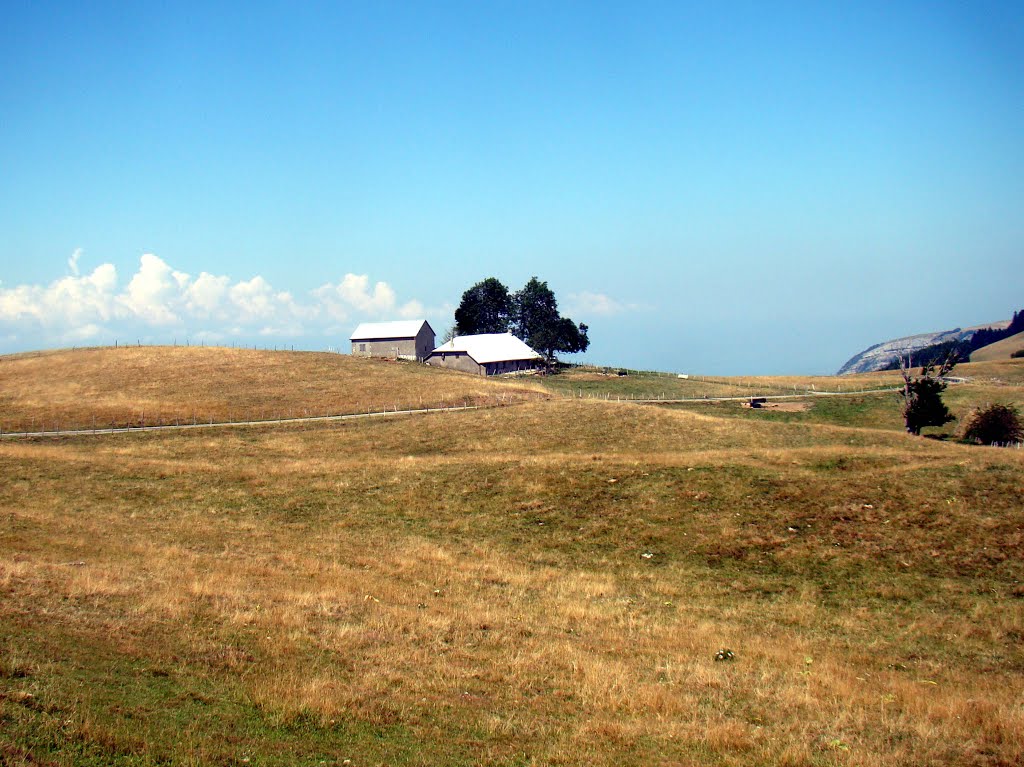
538, 367, 901, 401
0, 346, 543, 432
971, 330, 1024, 362
663, 359, 1024, 434
2, 351, 1023, 765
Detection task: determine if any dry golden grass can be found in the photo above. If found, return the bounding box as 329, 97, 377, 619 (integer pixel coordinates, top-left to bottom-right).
970, 331, 1024, 362
2, 391, 1023, 765
0, 345, 544, 432
539, 367, 906, 404
957, 357, 1024, 384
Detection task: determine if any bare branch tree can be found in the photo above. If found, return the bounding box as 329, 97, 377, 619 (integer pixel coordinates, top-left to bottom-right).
897, 349, 958, 435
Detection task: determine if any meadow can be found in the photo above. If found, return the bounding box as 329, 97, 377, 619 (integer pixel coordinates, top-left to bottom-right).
1, 348, 1023, 766
0, 347, 543, 433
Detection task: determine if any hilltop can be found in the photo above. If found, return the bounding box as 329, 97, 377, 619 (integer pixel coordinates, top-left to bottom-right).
0, 345, 543, 433
972, 330, 1024, 362
839, 309, 1023, 374
837, 320, 1009, 375
1, 347, 1023, 765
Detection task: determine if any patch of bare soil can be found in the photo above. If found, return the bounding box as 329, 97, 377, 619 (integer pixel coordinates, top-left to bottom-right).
770, 401, 812, 412
742, 401, 811, 412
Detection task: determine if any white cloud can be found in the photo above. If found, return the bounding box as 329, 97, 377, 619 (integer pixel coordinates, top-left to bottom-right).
63, 322, 103, 343
118, 253, 185, 325
185, 272, 231, 317
313, 273, 428, 323
0, 255, 434, 347
565, 291, 648, 317
0, 262, 118, 329
338, 274, 397, 313
398, 299, 425, 319
229, 276, 278, 322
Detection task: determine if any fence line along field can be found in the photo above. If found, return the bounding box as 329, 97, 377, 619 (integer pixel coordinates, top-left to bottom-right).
0, 346, 545, 433
1, 349, 1023, 765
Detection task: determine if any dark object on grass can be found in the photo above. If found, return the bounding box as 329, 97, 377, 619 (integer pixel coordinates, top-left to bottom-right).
714, 648, 735, 662
962, 404, 1024, 445
1011, 348, 1024, 359
897, 352, 957, 435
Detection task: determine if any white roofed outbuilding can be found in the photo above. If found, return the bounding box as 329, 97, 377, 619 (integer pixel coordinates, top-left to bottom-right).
350, 320, 435, 362
426, 333, 542, 376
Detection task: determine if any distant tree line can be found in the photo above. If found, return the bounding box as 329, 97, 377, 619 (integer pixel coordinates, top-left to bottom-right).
452, 276, 589, 363
883, 308, 1024, 370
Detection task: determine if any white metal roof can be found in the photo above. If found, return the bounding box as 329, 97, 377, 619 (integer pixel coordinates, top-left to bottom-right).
430, 333, 542, 364
350, 320, 431, 341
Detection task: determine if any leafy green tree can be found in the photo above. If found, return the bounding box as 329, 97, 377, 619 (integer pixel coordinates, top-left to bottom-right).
512, 277, 589, 362
897, 353, 957, 435
452, 275, 590, 363
454, 278, 513, 335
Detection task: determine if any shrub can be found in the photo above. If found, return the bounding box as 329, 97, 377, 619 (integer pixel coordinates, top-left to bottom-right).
1011, 348, 1024, 359
961, 404, 1024, 445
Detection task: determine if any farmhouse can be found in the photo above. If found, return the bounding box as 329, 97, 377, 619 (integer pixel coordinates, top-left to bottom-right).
350, 320, 436, 362
426, 333, 542, 376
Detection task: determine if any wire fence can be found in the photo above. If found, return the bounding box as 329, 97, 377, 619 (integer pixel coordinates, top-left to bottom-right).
2, 341, 321, 359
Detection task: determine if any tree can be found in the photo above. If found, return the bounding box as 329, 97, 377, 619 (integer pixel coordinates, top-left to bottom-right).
962, 404, 1023, 445
897, 352, 957, 435
452, 275, 591, 364
454, 278, 513, 335
512, 277, 589, 363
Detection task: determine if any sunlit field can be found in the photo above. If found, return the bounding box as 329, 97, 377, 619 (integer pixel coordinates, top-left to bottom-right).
2, 350, 1023, 765
0, 346, 544, 433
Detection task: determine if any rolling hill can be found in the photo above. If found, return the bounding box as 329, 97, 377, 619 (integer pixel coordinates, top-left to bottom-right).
837, 320, 1012, 375
1, 347, 1023, 765
0, 345, 543, 433
970, 330, 1024, 362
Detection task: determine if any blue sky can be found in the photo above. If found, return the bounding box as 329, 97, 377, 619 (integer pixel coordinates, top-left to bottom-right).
1, 1, 1021, 373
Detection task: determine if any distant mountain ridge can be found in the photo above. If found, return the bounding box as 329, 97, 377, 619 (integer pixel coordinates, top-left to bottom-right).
837, 317, 1014, 375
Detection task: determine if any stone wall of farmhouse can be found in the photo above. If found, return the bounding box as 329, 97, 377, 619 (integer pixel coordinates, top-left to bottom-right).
425, 351, 485, 375
413, 325, 436, 361
351, 338, 418, 359
427, 353, 539, 376
483, 359, 538, 375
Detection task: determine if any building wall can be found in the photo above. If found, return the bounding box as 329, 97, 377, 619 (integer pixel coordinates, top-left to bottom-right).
483, 359, 539, 375
351, 324, 435, 361
425, 351, 485, 375
351, 338, 418, 359
427, 353, 539, 376
413, 325, 436, 362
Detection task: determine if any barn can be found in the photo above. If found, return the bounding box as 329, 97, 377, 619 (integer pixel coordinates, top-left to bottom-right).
350, 320, 436, 362
426, 333, 542, 376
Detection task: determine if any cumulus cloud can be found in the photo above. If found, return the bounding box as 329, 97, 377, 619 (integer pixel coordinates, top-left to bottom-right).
313, 273, 423, 323
119, 253, 188, 325
0, 251, 434, 347
565, 291, 648, 317
0, 262, 118, 330
185, 272, 231, 317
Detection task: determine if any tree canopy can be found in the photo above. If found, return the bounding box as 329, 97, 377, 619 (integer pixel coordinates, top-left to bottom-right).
898, 352, 957, 435
453, 278, 513, 336
452, 276, 589, 362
